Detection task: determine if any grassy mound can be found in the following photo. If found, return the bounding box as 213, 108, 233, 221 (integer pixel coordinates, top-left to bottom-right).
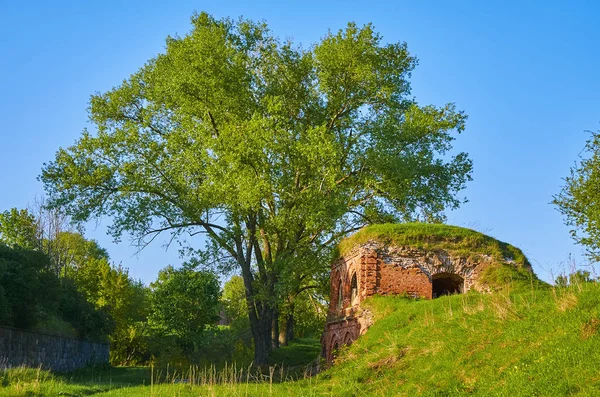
314, 284, 600, 396
338, 223, 530, 266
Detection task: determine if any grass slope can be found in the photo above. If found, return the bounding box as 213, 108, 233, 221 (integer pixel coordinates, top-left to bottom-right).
3, 284, 600, 396
315, 284, 600, 396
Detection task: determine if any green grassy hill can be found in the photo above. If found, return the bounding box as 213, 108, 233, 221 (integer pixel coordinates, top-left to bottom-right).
314, 284, 600, 396
3, 282, 600, 396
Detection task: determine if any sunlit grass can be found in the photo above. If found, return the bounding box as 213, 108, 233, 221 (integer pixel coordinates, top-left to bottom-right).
3, 282, 600, 396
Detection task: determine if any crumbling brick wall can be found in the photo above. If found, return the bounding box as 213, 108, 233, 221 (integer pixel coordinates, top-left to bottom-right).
323, 242, 496, 362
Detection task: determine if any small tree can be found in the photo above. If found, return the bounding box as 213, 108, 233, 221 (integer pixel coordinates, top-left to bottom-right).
149, 265, 220, 357
222, 275, 250, 332
554, 130, 600, 262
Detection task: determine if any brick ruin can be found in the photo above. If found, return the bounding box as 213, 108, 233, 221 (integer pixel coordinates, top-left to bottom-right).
321, 241, 506, 363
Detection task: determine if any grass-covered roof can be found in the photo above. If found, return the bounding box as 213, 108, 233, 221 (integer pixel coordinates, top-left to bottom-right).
337, 223, 531, 268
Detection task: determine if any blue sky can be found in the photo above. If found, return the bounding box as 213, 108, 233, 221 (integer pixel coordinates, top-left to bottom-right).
1, 1, 598, 284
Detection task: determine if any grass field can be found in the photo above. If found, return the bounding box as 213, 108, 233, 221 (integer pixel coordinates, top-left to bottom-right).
2, 282, 600, 396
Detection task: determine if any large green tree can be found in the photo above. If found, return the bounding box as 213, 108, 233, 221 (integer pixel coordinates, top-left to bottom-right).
554, 130, 600, 262
41, 13, 472, 364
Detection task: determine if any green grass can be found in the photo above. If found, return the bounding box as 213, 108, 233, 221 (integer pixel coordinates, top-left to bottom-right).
269, 337, 321, 368
316, 284, 600, 396
3, 283, 600, 396
337, 223, 531, 267
0, 366, 151, 396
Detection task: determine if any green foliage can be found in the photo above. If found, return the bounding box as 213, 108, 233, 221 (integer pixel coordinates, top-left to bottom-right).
0, 243, 112, 339
555, 274, 569, 288
0, 207, 148, 352
0, 208, 39, 250
221, 276, 249, 334
102, 274, 150, 366
554, 130, 600, 262
149, 265, 220, 357
268, 337, 321, 368
0, 244, 52, 328
41, 11, 472, 363
57, 278, 113, 340
280, 289, 327, 339
555, 270, 596, 287
45, 230, 152, 364
52, 231, 109, 289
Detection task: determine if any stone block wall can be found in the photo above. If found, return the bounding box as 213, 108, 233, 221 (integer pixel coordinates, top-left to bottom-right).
0, 326, 109, 371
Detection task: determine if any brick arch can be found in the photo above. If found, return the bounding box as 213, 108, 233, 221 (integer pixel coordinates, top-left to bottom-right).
350, 272, 358, 305
330, 336, 340, 359
343, 331, 353, 344
341, 262, 360, 306
422, 253, 476, 281
330, 269, 342, 310
432, 272, 464, 297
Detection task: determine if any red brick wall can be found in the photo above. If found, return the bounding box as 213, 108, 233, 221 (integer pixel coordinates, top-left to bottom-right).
377, 262, 432, 299
322, 318, 360, 363
328, 247, 433, 317
324, 246, 436, 363
323, 242, 502, 363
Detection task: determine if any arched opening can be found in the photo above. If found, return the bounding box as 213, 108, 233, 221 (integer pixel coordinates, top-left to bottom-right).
331, 341, 340, 361
432, 273, 464, 298
350, 273, 358, 305
337, 279, 343, 310
343, 331, 352, 344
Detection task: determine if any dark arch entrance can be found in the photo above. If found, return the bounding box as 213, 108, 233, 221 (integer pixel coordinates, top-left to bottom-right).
432, 273, 464, 298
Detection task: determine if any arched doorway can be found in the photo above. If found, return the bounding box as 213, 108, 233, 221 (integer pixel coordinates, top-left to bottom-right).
337, 279, 343, 310
330, 340, 340, 361
432, 273, 463, 298
343, 331, 352, 344
350, 273, 358, 305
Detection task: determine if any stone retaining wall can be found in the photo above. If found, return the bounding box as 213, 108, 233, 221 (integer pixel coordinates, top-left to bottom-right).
0, 326, 109, 371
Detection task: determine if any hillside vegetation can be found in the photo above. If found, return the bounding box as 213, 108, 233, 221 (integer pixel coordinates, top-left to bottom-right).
3, 281, 600, 396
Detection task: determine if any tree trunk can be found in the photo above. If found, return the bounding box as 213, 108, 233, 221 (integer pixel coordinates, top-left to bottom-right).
239, 259, 273, 366
271, 307, 280, 349
278, 299, 295, 346
252, 308, 272, 366
285, 312, 294, 343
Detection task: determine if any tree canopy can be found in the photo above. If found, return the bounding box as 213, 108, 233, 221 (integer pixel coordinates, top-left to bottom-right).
0, 208, 40, 250
41, 12, 472, 364
553, 130, 600, 262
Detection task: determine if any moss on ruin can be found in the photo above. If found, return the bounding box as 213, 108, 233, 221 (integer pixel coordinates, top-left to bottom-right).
337, 223, 531, 269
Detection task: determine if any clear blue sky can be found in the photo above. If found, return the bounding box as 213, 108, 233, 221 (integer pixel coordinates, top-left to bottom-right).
1, 1, 598, 284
